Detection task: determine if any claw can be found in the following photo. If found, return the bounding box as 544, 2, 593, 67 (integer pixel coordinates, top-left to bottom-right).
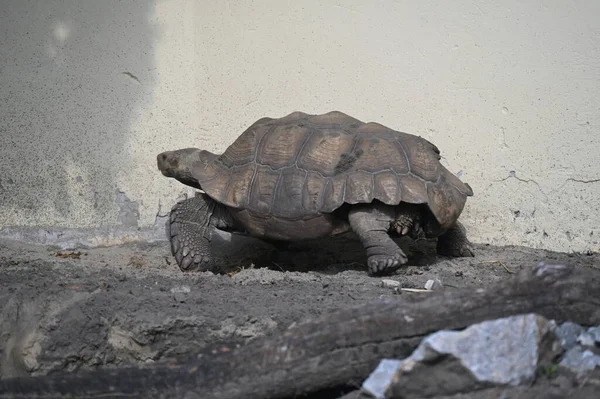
169, 222, 179, 236
174, 249, 183, 266
171, 238, 180, 254
181, 255, 193, 270
170, 207, 179, 222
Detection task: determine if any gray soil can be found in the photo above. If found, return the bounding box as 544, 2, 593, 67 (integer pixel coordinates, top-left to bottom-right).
1, 232, 598, 396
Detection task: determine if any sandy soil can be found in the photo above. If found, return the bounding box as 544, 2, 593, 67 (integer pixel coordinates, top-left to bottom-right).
0, 233, 598, 395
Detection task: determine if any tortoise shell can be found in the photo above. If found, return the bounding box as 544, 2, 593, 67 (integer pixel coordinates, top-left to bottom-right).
192, 111, 473, 229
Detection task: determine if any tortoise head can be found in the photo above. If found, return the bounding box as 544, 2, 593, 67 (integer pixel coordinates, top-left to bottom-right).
157, 148, 216, 189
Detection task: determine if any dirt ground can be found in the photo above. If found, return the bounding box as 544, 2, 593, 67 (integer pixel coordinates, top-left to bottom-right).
1, 232, 598, 395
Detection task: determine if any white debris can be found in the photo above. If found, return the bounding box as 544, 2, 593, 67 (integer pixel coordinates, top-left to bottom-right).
362, 359, 402, 399
380, 279, 401, 288
424, 279, 443, 291
170, 285, 191, 294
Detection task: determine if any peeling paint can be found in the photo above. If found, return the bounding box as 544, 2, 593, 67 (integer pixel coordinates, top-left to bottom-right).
115, 191, 140, 228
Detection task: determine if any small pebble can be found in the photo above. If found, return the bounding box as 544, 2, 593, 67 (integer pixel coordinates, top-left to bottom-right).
556, 321, 585, 350
380, 279, 401, 288
559, 346, 600, 376
577, 332, 596, 348
170, 285, 191, 294
170, 285, 191, 303
586, 326, 600, 344
424, 279, 444, 291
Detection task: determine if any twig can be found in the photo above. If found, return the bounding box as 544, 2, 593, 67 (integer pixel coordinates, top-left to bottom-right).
478, 260, 514, 274
401, 288, 434, 293
271, 262, 284, 272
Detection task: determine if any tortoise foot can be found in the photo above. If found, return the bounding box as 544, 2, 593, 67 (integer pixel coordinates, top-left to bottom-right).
436, 221, 475, 258
437, 241, 475, 258
168, 196, 216, 272
366, 250, 408, 276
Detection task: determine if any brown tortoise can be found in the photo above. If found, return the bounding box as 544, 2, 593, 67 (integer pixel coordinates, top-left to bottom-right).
157, 111, 474, 275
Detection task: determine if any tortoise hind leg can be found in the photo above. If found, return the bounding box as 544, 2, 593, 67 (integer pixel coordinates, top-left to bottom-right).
168, 193, 235, 272
348, 203, 408, 276
436, 221, 475, 258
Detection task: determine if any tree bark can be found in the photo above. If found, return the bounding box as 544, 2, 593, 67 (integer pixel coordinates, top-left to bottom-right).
1, 263, 599, 399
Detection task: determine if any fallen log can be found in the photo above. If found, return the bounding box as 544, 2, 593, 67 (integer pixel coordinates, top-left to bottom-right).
1, 262, 599, 399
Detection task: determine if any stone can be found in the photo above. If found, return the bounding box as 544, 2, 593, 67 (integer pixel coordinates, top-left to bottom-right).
170, 285, 191, 303
169, 285, 191, 294
555, 321, 585, 350
587, 326, 600, 344
577, 332, 596, 347
424, 278, 443, 291
559, 346, 600, 377
362, 314, 560, 399
380, 279, 401, 289
362, 359, 402, 399
577, 326, 600, 348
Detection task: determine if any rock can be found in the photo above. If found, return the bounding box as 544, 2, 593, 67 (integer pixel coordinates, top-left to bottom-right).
588, 326, 600, 345
587, 326, 600, 343
361, 314, 560, 399
577, 332, 596, 347
555, 321, 585, 350
559, 346, 600, 377
577, 326, 600, 348
380, 279, 401, 289
424, 278, 443, 291
170, 285, 191, 303
169, 285, 190, 294
362, 359, 402, 399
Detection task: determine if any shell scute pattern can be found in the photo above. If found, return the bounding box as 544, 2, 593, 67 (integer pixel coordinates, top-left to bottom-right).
194, 111, 471, 226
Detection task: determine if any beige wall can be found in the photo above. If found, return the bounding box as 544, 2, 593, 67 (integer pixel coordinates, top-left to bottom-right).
1, 0, 599, 252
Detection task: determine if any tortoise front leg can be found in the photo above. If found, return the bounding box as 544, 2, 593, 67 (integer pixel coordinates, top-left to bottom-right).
348, 203, 408, 276
436, 221, 475, 258
167, 193, 235, 272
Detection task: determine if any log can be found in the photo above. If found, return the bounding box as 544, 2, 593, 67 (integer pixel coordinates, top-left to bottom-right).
1, 263, 599, 399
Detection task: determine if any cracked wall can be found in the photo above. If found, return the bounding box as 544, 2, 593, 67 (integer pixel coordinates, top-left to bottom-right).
0, 0, 599, 253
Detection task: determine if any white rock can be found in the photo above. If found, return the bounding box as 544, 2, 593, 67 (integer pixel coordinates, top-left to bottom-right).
380, 279, 401, 288
424, 279, 443, 291
170, 285, 191, 294
362, 359, 402, 399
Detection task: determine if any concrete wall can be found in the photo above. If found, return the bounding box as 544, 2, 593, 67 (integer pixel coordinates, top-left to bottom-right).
1, 0, 599, 252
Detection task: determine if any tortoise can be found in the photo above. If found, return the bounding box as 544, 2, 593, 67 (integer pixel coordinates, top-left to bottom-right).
157, 111, 474, 275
